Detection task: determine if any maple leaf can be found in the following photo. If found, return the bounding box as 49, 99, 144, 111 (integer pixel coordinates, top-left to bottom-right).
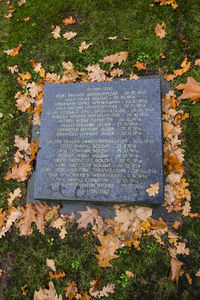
4, 44, 22, 56
95, 234, 120, 267
46, 258, 56, 272
7, 188, 22, 206
63, 31, 77, 40
4, 160, 32, 182
176, 77, 200, 102
34, 281, 62, 300
85, 64, 106, 82
77, 206, 98, 229
169, 258, 184, 284
49, 271, 66, 280
7, 65, 19, 73
62, 16, 76, 25
79, 41, 93, 53
146, 182, 159, 196
155, 21, 167, 39
52, 26, 61, 39
99, 51, 128, 68
65, 280, 78, 300
134, 61, 147, 71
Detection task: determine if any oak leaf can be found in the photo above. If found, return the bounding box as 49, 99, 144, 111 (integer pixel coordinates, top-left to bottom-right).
155, 21, 167, 39
65, 280, 78, 300
0, 206, 22, 239
160, 50, 166, 59
15, 92, 34, 112
85, 64, 106, 82
77, 206, 98, 229
163, 121, 173, 138
49, 271, 65, 280
134, 61, 147, 71
172, 220, 182, 230
146, 182, 159, 196
62, 16, 76, 25
18, 72, 31, 81
79, 41, 93, 53
99, 51, 128, 68
14, 135, 31, 153
176, 77, 200, 102
169, 258, 184, 284
63, 32, 77, 40
46, 258, 56, 272
110, 68, 123, 78
4, 160, 32, 182
195, 59, 200, 66
51, 26, 61, 39
195, 269, 200, 277
27, 82, 44, 98
34, 281, 62, 300
129, 72, 139, 80
62, 61, 74, 70
95, 234, 120, 267
4, 44, 22, 56
50, 216, 67, 239
7, 187, 22, 206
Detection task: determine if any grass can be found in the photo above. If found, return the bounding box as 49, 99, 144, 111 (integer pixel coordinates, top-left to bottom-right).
0, 0, 200, 298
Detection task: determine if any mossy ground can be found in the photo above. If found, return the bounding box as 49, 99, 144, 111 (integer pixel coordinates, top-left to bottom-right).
0, 0, 200, 299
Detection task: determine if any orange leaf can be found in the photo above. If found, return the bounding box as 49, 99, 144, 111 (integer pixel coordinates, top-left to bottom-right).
134, 61, 147, 71
4, 44, 22, 56
21, 284, 27, 296
186, 273, 192, 285
62, 16, 76, 25
18, 72, 31, 81
160, 50, 166, 59
176, 77, 200, 102
172, 220, 182, 230
155, 21, 167, 39
65, 280, 78, 300
49, 271, 66, 280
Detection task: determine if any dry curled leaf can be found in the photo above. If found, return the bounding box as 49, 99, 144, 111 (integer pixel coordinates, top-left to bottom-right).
85, 64, 106, 82
49, 271, 66, 280
65, 280, 78, 300
176, 77, 200, 102
195, 269, 200, 277
99, 51, 128, 68
63, 31, 77, 40
186, 273, 192, 285
146, 182, 159, 196
51, 26, 61, 39
194, 59, 200, 66
155, 21, 167, 39
79, 41, 93, 53
7, 65, 19, 73
4, 160, 32, 182
46, 258, 56, 272
7, 188, 22, 206
21, 284, 27, 296
62, 16, 76, 25
4, 44, 22, 56
169, 258, 184, 284
108, 36, 117, 40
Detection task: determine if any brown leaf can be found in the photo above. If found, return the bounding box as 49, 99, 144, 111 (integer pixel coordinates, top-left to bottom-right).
110, 68, 123, 78
155, 21, 167, 39
99, 51, 128, 68
4, 160, 32, 182
176, 77, 200, 102
146, 182, 159, 196
15, 92, 34, 112
18, 0, 26, 6
27, 82, 44, 98
62, 16, 76, 25
7, 188, 22, 206
77, 206, 98, 229
195, 59, 200, 66
46, 258, 56, 272
85, 64, 106, 82
63, 32, 77, 40
163, 121, 173, 138
79, 41, 93, 53
160, 50, 166, 59
0, 206, 22, 239
65, 280, 78, 300
0, 269, 2, 277
14, 135, 31, 153
51, 26, 61, 39
49, 271, 66, 280
95, 234, 120, 267
125, 271, 135, 278
134, 61, 147, 71
34, 281, 62, 300
129, 72, 139, 80
169, 258, 184, 284
172, 220, 182, 230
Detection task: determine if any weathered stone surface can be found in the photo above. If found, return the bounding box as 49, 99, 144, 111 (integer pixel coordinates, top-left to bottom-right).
33, 78, 163, 204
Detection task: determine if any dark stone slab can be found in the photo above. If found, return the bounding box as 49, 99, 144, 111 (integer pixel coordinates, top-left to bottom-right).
33, 78, 164, 205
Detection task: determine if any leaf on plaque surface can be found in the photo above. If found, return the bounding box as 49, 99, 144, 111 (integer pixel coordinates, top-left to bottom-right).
77, 206, 98, 229
51, 26, 61, 39
62, 16, 76, 25
169, 258, 184, 284
155, 21, 167, 39
95, 234, 120, 267
65, 280, 78, 300
176, 77, 200, 102
63, 31, 77, 40
34, 281, 62, 300
49, 271, 66, 280
99, 51, 128, 68
146, 182, 159, 196
79, 41, 93, 53
134, 61, 147, 71
4, 44, 22, 56
46, 258, 56, 272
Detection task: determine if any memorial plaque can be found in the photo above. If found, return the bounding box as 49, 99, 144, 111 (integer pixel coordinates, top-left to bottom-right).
33, 79, 163, 204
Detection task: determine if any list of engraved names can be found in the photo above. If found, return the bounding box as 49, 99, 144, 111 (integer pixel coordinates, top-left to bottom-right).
40, 84, 158, 200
